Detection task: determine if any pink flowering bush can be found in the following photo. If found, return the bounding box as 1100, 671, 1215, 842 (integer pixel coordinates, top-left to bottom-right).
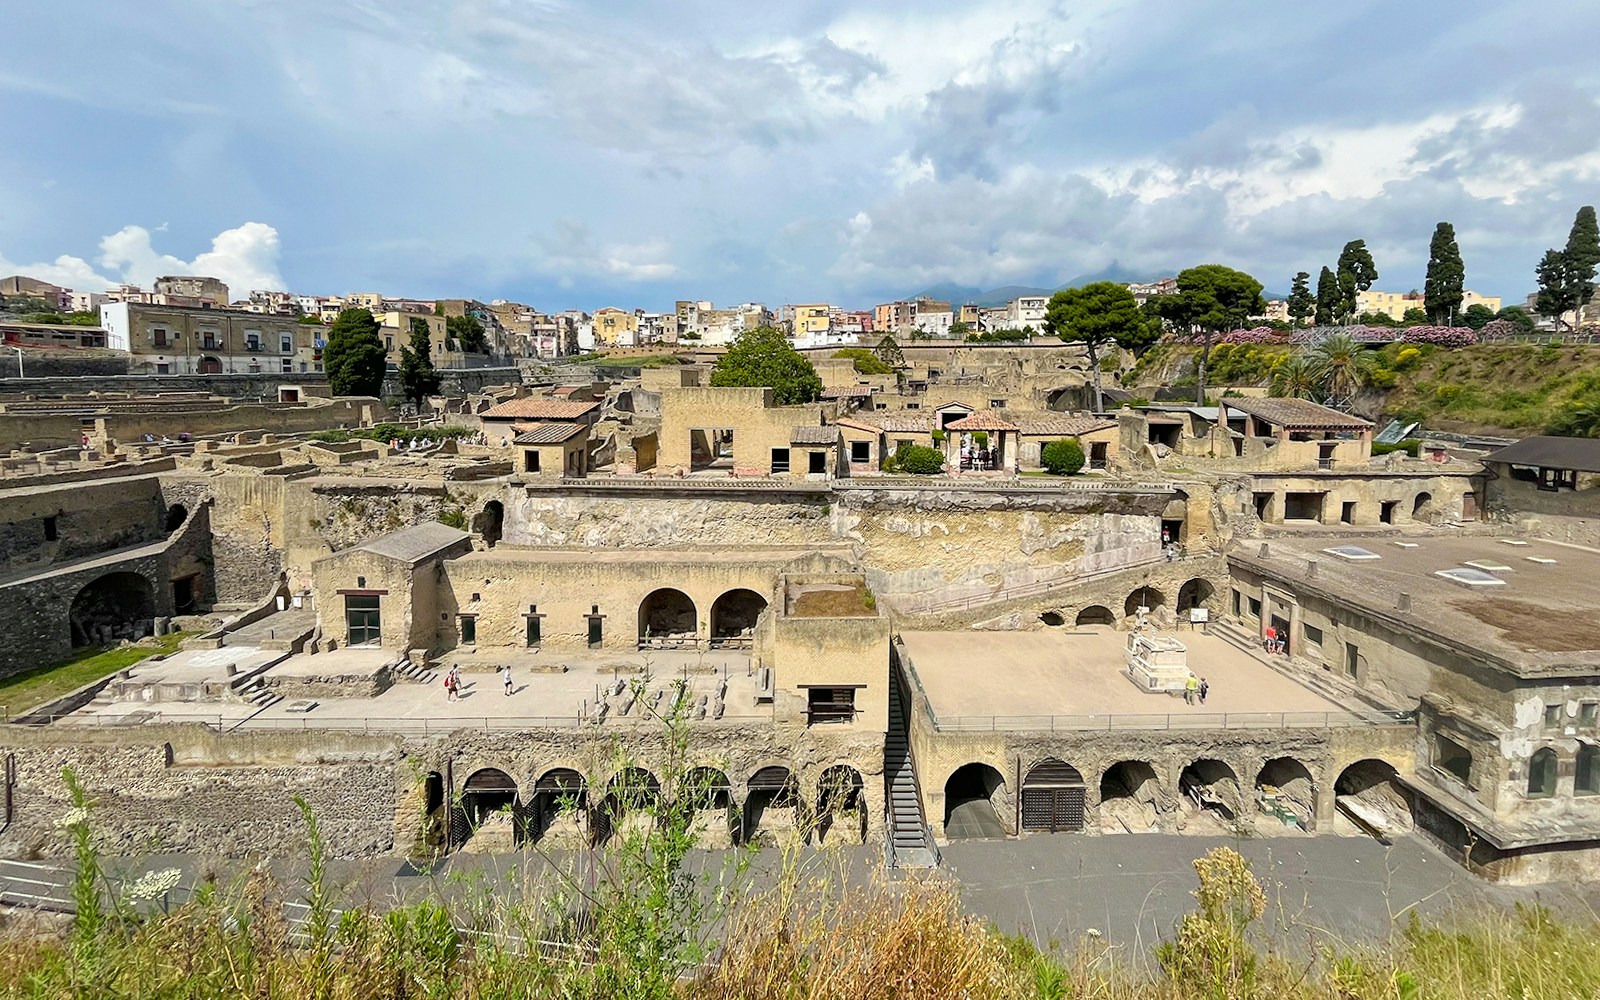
1401, 325, 1477, 347
1477, 319, 1523, 341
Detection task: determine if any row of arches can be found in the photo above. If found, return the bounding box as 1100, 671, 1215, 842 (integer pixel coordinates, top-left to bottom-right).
440, 762, 867, 850
638, 587, 768, 647
1037, 578, 1218, 629
942, 756, 1405, 838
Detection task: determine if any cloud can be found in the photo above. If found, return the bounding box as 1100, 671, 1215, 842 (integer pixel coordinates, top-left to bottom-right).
0, 223, 284, 297
534, 220, 678, 286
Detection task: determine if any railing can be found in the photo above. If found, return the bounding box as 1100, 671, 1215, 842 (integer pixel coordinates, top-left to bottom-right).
934, 709, 1415, 733
8, 711, 775, 734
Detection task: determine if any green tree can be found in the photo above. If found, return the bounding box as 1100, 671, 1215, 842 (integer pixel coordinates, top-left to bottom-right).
1335, 239, 1379, 323
709, 325, 822, 404
322, 308, 387, 397
1314, 266, 1339, 326
1044, 282, 1154, 411
1461, 303, 1496, 330
833, 347, 893, 375
1268, 354, 1323, 399
1495, 305, 1536, 334
1151, 264, 1265, 404
1535, 248, 1579, 329
872, 333, 905, 368
1423, 222, 1465, 325
398, 317, 441, 407
446, 313, 488, 353
1356, 311, 1400, 328
1040, 438, 1085, 475
948, 320, 972, 338
1566, 206, 1600, 317
1286, 271, 1314, 327
1400, 306, 1430, 326
1310, 332, 1372, 405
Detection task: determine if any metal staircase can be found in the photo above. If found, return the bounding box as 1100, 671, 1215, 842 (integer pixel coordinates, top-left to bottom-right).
885, 662, 937, 867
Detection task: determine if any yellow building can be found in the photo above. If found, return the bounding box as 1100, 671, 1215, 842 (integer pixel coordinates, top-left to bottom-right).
1357, 289, 1502, 322
791, 304, 831, 339
592, 307, 638, 346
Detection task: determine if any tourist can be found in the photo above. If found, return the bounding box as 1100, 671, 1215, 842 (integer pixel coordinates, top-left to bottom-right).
1264, 624, 1277, 654
1199, 677, 1209, 705
444, 670, 456, 702
502, 665, 513, 697
1184, 673, 1199, 705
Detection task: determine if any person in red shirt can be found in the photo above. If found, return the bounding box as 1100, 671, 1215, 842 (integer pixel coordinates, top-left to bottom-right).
1264, 625, 1277, 654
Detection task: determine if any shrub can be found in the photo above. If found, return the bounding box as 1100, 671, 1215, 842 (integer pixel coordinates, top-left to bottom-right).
1372, 439, 1421, 457
894, 445, 945, 475
1402, 325, 1477, 347
1041, 438, 1085, 475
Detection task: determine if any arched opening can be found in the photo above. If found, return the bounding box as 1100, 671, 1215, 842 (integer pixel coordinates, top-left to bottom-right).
461, 767, 518, 825
1527, 748, 1558, 799
473, 500, 504, 547
1075, 605, 1115, 627
816, 765, 866, 845
1412, 492, 1432, 518
1124, 586, 1166, 620
1099, 761, 1161, 833
1579, 745, 1600, 796
1039, 611, 1066, 627
417, 770, 446, 852
69, 571, 156, 648
681, 766, 735, 845
598, 767, 660, 844
163, 504, 188, 533
710, 589, 767, 648
1255, 757, 1316, 831
943, 763, 1006, 839
529, 767, 587, 844
1179, 759, 1239, 829
638, 588, 697, 648
1334, 758, 1412, 839
1021, 758, 1086, 833
1176, 578, 1215, 615
743, 766, 799, 845
198, 355, 222, 375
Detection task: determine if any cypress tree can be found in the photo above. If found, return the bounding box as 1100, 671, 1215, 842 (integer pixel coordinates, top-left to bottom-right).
1313, 266, 1339, 326
1286, 271, 1313, 327
1423, 222, 1465, 325
1564, 206, 1600, 316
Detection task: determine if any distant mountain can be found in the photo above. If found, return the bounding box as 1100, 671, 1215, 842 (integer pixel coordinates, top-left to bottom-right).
907, 263, 1175, 308
908, 282, 985, 305
1060, 262, 1165, 289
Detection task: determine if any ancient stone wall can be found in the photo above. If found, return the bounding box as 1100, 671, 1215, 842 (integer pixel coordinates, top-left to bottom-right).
0, 475, 167, 575
0, 726, 402, 859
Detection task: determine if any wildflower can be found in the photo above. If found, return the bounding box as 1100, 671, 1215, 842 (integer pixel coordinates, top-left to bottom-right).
126, 867, 183, 902
56, 807, 89, 830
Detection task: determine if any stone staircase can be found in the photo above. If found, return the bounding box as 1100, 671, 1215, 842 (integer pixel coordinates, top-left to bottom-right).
231, 675, 281, 710
391, 656, 438, 685
885, 664, 938, 867
1210, 619, 1387, 712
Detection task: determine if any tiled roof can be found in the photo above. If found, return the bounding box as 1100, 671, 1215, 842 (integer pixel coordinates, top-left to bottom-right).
944, 411, 1019, 432
480, 398, 599, 420
1013, 414, 1117, 437
1222, 396, 1371, 430
356, 523, 471, 564
791, 425, 841, 445
819, 385, 874, 398
511, 421, 588, 445
1483, 436, 1600, 473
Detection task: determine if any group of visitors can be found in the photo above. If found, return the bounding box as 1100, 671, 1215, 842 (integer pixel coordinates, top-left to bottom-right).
958, 445, 997, 471
442, 665, 463, 701
1184, 673, 1210, 706
1263, 626, 1286, 655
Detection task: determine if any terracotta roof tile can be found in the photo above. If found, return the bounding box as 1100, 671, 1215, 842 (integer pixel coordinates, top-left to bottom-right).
480, 398, 599, 420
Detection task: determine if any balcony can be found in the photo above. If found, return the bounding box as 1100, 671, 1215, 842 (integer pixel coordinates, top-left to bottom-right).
244, 343, 264, 352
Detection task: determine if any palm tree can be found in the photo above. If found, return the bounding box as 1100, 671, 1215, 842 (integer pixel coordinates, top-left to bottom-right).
1268, 354, 1323, 399
1311, 332, 1372, 405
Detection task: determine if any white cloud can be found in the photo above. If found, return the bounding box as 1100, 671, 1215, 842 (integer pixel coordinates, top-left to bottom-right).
0, 223, 285, 297
534, 220, 678, 284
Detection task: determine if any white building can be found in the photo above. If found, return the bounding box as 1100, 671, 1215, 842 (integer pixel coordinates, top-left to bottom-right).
1006, 296, 1048, 330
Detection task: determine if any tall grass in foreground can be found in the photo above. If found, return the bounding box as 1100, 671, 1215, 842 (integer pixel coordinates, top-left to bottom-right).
7, 685, 1600, 999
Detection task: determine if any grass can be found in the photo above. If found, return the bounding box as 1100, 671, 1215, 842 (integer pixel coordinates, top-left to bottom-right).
0, 631, 191, 719
587, 354, 686, 368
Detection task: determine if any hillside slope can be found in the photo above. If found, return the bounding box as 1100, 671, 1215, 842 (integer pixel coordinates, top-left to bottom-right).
1127, 342, 1600, 437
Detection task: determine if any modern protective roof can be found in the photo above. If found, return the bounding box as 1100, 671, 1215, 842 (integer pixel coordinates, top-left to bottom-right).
1482, 436, 1600, 473
1223, 397, 1372, 430
790, 425, 841, 445
479, 398, 599, 420
838, 411, 931, 434
1013, 414, 1117, 437
512, 421, 588, 445
355, 522, 472, 564
944, 411, 1018, 432
819, 385, 874, 398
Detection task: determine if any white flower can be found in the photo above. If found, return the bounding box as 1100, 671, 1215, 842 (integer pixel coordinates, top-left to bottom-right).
125, 867, 183, 902
1086, 928, 1102, 939
56, 807, 89, 830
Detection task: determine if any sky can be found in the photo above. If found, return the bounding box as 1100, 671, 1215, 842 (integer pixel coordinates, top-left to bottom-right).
4, 0, 1600, 311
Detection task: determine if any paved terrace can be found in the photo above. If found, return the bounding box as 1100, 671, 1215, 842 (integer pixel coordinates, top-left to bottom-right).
58, 646, 769, 735
900, 627, 1380, 731
1230, 534, 1600, 674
